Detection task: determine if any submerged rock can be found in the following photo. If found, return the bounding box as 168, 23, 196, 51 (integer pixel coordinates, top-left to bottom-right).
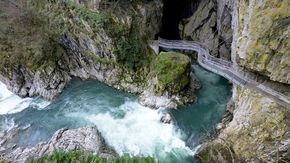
160, 113, 174, 124
1, 127, 116, 162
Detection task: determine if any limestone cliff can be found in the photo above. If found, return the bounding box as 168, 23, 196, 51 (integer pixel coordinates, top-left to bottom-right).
197, 86, 290, 162
0, 0, 162, 100
183, 0, 233, 60
234, 0, 290, 84
196, 0, 290, 162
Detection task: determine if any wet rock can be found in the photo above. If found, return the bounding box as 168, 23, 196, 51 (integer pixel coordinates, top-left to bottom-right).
160, 113, 173, 124
1, 127, 116, 163
197, 86, 290, 162
0, 0, 162, 101
139, 52, 200, 109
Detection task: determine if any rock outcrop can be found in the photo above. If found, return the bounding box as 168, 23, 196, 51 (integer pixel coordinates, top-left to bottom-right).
196, 0, 290, 162
234, 0, 290, 84
197, 86, 290, 162
1, 127, 115, 162
140, 51, 200, 109
0, 0, 163, 100
183, 0, 234, 60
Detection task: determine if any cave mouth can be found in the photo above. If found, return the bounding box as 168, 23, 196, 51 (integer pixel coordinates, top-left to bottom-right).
158, 0, 200, 40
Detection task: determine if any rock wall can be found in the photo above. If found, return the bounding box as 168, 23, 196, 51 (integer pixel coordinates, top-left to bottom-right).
183, 0, 233, 60
0, 0, 163, 100
196, 0, 290, 162
234, 0, 290, 84
197, 86, 290, 162
1, 127, 116, 162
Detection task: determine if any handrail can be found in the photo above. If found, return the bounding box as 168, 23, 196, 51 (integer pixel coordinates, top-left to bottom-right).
158, 38, 290, 108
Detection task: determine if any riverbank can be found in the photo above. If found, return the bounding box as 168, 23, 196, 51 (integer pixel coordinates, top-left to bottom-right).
0, 63, 231, 162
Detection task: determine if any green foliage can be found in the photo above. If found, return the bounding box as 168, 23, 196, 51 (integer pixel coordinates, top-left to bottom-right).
153, 52, 190, 94
1, 0, 153, 79
103, 13, 151, 71
31, 150, 157, 163
29, 0, 152, 71
28, 0, 106, 36
0, 1, 66, 74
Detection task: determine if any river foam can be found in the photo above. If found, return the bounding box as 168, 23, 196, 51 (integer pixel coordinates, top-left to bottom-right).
0, 82, 33, 115
84, 99, 193, 160
0, 81, 50, 115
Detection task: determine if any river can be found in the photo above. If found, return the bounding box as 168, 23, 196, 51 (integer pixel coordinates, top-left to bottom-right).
0, 63, 231, 162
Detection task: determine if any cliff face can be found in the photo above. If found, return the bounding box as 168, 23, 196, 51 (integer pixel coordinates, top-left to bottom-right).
195, 0, 290, 162
183, 0, 233, 60
0, 0, 163, 100
198, 86, 290, 162
234, 0, 290, 84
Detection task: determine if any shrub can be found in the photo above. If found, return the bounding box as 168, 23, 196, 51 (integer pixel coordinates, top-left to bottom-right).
31, 150, 157, 163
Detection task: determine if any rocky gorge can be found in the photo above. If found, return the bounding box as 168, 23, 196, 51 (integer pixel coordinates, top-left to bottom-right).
0, 0, 289, 162
183, 0, 290, 162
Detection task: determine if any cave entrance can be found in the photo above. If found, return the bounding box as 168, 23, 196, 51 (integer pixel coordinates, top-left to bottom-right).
158, 0, 199, 40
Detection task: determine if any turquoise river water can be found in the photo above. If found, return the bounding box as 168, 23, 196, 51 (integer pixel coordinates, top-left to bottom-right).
0, 63, 231, 162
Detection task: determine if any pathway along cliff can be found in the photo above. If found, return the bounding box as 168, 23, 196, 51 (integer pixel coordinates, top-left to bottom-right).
158, 38, 290, 108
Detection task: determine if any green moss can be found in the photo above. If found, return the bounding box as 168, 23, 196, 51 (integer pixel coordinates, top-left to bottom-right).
0, 2, 66, 74
103, 12, 153, 72
152, 52, 190, 94
197, 142, 236, 163
237, 0, 290, 83
31, 150, 157, 163
1, 0, 156, 90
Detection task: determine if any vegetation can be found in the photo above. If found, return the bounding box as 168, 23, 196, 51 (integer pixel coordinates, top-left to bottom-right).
31, 150, 157, 163
152, 52, 190, 94
0, 0, 154, 77
0, 0, 66, 74
29, 0, 153, 71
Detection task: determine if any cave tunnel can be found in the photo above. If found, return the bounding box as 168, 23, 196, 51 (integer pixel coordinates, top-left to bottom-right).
158, 0, 200, 40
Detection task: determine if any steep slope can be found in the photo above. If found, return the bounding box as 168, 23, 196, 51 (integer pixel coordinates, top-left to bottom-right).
194, 0, 290, 162
0, 0, 162, 100
234, 0, 290, 84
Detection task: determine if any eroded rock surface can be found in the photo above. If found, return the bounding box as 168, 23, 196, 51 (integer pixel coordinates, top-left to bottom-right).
1, 127, 115, 162
234, 0, 290, 84
140, 52, 200, 109
0, 0, 162, 100
197, 86, 290, 162
195, 0, 290, 162
183, 0, 234, 60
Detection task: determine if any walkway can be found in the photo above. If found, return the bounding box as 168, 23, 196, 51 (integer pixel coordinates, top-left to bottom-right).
159, 38, 290, 108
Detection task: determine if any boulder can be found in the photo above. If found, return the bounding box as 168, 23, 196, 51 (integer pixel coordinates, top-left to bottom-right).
1, 127, 116, 162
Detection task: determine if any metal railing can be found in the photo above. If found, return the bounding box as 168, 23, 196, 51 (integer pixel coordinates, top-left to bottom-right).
158, 38, 290, 108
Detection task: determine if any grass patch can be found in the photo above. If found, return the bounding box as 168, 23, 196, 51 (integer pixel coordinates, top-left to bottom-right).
31, 150, 157, 163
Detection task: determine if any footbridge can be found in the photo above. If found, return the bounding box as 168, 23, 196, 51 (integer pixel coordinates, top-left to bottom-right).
158, 38, 290, 108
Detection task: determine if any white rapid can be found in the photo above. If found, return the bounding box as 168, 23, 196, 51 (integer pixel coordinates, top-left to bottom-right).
0, 81, 33, 115
0, 63, 232, 162
85, 99, 193, 158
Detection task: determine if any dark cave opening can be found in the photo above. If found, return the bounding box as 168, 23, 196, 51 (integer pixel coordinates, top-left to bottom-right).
158, 0, 200, 40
